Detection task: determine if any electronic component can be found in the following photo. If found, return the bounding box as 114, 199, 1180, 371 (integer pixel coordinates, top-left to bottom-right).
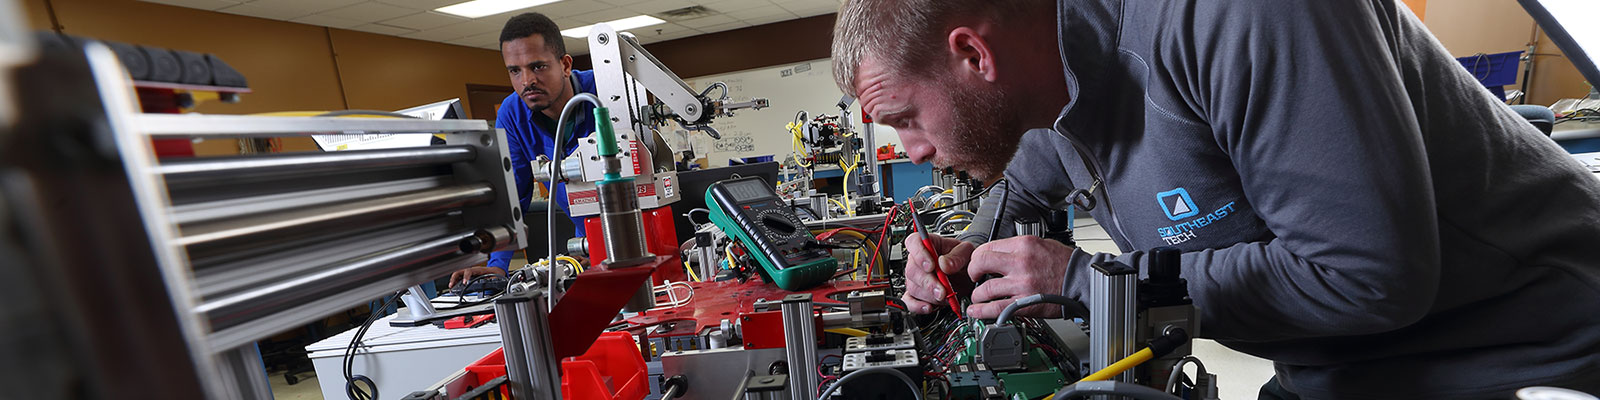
706, 176, 839, 290
842, 349, 917, 371
845, 332, 915, 351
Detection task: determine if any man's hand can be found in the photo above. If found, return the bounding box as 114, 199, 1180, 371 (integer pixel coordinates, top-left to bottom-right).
903, 234, 976, 314
964, 236, 1076, 319
450, 266, 506, 289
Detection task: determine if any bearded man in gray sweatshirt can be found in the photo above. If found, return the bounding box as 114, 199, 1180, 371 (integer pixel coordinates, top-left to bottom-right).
833, 0, 1600, 397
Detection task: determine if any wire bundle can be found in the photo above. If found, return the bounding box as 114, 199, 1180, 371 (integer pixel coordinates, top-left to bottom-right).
342, 290, 406, 400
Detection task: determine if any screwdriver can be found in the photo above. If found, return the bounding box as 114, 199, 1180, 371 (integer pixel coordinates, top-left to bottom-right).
907, 202, 962, 317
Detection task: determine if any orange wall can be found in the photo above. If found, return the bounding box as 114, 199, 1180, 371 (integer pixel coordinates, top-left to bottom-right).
328, 29, 511, 113
17, 0, 512, 115
21, 0, 51, 31
43, 0, 348, 114
17, 0, 514, 154
1423, 0, 1590, 105
1403, 0, 1427, 19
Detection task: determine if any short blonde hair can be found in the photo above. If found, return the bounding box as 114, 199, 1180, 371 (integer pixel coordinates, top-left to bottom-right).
831, 0, 1042, 97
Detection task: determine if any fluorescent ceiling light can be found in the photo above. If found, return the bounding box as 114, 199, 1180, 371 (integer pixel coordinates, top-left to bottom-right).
435, 0, 561, 19
560, 15, 667, 38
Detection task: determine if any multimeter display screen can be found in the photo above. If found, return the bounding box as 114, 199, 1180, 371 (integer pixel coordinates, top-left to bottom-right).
724, 179, 775, 202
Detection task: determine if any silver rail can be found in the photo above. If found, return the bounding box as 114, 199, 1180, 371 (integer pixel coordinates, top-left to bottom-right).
136, 113, 489, 137
158, 145, 475, 185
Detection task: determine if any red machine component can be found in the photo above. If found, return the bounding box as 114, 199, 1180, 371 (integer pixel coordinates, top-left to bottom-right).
583, 206, 686, 284
550, 260, 663, 359
459, 332, 651, 400
562, 332, 650, 400
618, 278, 889, 346
738, 310, 824, 349
134, 81, 251, 158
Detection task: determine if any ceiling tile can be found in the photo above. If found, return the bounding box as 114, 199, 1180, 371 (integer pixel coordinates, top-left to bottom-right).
695, 21, 749, 34
525, 0, 611, 18
740, 12, 793, 26
633, 22, 693, 35
347, 23, 418, 35
405, 20, 498, 41
724, 4, 789, 20
322, 2, 417, 22
789, 6, 835, 18
290, 14, 367, 28
216, 2, 318, 20
776, 1, 836, 17
373, 0, 465, 10
381, 11, 469, 29
695, 0, 768, 13
569, 7, 638, 24
467, 13, 516, 32
625, 0, 696, 15
674, 14, 735, 29
140, 0, 245, 11
595, 0, 653, 6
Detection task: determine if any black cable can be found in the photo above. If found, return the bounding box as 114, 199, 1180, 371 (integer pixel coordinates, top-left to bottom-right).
995, 294, 1088, 323
987, 179, 1011, 240
344, 290, 406, 400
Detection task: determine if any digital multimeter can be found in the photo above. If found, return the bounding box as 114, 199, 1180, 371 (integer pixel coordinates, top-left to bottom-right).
706, 177, 838, 291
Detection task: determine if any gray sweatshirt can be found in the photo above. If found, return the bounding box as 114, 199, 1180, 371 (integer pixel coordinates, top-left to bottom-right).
963, 1, 1600, 398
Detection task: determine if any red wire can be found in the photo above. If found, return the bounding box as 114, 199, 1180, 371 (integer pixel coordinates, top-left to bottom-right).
866, 206, 899, 274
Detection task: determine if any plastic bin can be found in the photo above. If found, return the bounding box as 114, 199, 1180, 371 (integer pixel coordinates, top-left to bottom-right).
454, 331, 649, 400
1456, 51, 1523, 100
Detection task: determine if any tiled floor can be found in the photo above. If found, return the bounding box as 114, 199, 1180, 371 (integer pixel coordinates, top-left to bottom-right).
1073, 218, 1277, 399
269, 371, 324, 400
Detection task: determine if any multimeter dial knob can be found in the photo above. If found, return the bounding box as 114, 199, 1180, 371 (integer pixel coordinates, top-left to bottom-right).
756, 209, 803, 239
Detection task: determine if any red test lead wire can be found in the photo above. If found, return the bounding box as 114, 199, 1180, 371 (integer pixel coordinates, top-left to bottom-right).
907, 202, 962, 317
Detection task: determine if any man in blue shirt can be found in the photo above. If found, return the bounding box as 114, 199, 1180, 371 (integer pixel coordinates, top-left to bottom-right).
450, 12, 597, 288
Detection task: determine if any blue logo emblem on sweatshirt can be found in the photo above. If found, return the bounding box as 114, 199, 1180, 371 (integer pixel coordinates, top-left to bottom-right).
1157, 188, 1199, 221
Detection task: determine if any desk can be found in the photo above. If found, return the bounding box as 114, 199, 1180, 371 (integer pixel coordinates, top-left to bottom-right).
1571, 152, 1600, 180
1553, 120, 1600, 153
306, 301, 501, 400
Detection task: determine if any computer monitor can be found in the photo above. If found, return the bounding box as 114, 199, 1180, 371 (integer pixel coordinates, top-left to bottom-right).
1518, 0, 1600, 92
669, 162, 781, 243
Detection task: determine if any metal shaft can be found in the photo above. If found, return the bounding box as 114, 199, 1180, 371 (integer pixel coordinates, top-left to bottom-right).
780, 294, 818, 400
196, 229, 481, 334
177, 184, 493, 256
495, 284, 562, 400
1089, 261, 1138, 383
157, 145, 476, 186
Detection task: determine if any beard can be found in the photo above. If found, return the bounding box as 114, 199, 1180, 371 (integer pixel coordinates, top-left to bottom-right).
940, 86, 1024, 182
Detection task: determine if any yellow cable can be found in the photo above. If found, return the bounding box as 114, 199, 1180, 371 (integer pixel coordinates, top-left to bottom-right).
825, 327, 870, 337
788, 122, 811, 168
555, 255, 582, 274
726, 246, 737, 271
1079, 347, 1155, 382
841, 163, 856, 216
852, 249, 863, 280
827, 198, 849, 215
684, 261, 700, 282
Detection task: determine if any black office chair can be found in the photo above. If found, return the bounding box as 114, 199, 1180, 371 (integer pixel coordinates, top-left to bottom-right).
1509, 104, 1556, 136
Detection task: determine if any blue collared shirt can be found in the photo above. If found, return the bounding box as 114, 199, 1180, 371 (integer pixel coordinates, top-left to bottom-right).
488, 69, 597, 270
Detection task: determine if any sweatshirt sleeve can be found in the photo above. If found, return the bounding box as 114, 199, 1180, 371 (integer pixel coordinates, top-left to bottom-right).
1062, 0, 1441, 342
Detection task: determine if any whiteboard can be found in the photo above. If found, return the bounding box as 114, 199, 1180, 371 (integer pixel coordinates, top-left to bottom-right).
664, 58, 903, 167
